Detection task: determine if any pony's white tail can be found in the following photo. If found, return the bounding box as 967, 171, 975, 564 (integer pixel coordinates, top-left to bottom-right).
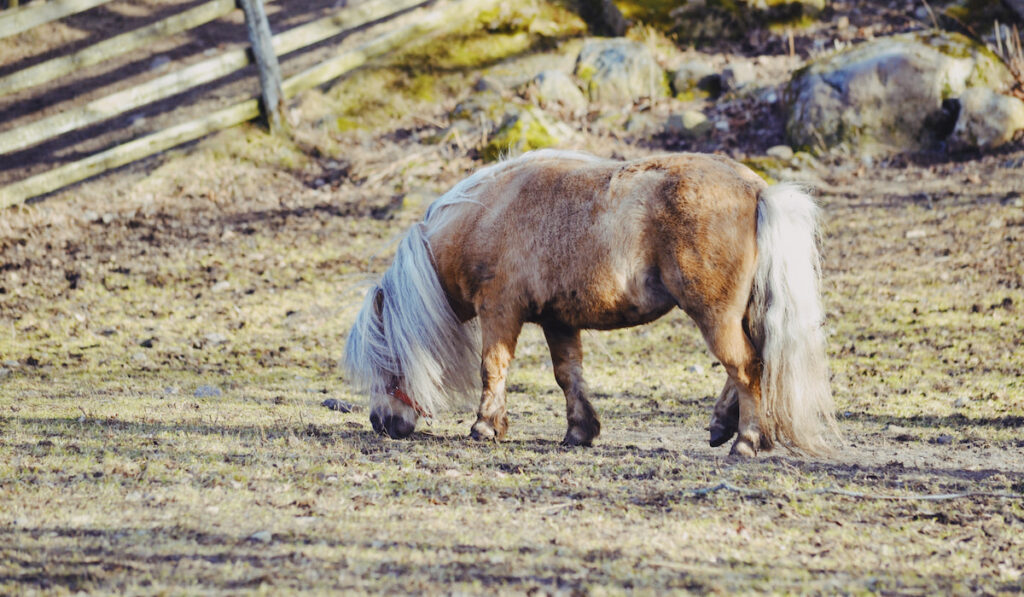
343, 221, 480, 417
749, 183, 839, 455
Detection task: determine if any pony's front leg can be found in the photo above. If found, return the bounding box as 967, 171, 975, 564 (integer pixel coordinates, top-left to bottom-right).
709, 379, 739, 447
543, 324, 600, 447
469, 314, 522, 442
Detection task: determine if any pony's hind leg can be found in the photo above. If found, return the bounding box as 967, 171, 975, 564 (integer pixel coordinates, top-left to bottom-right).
543, 324, 600, 446
701, 314, 764, 457
709, 379, 739, 447
469, 314, 522, 441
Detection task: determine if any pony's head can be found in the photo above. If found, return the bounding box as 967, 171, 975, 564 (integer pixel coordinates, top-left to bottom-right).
369, 359, 437, 439
345, 286, 422, 439
344, 214, 482, 439
368, 376, 421, 439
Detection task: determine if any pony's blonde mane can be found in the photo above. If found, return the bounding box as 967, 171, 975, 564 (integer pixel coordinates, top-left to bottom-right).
344, 150, 603, 416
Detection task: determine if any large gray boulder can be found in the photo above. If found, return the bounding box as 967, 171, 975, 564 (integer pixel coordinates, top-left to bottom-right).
785, 31, 1017, 155
574, 38, 669, 106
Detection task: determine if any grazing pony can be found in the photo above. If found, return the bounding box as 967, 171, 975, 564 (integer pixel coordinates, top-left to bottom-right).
344, 150, 838, 456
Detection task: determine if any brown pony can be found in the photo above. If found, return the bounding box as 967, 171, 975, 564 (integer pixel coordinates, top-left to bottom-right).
344, 150, 838, 456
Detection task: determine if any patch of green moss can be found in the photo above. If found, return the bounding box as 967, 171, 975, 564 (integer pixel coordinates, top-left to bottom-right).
483, 112, 557, 162
674, 88, 702, 102
334, 117, 362, 132
407, 73, 438, 103
576, 63, 597, 83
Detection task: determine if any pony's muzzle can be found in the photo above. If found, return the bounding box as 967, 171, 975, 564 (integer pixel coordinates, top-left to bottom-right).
370, 411, 415, 439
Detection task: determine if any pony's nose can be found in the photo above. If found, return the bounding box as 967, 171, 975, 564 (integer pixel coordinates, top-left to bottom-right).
370, 412, 415, 439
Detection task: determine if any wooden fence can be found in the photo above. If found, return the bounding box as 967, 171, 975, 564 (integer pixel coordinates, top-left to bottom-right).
0, 0, 491, 208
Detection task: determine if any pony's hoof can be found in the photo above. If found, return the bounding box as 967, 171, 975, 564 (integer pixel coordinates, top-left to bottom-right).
561, 429, 593, 447
728, 437, 757, 458
709, 422, 736, 447
709, 398, 739, 448
469, 416, 508, 442
469, 422, 496, 441
561, 417, 599, 447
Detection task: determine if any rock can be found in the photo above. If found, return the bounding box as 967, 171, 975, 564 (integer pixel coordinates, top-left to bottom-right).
766, 144, 795, 161
524, 70, 588, 115
194, 385, 222, 398
473, 76, 507, 94
574, 38, 669, 106
785, 31, 1015, 155
321, 398, 355, 413
434, 91, 517, 146
482, 108, 568, 162
951, 87, 1024, 148
666, 110, 712, 138
211, 280, 231, 293
687, 364, 705, 374
624, 112, 661, 136
905, 228, 929, 239
671, 59, 721, 99
248, 530, 272, 543
721, 61, 756, 92
0, 368, 10, 380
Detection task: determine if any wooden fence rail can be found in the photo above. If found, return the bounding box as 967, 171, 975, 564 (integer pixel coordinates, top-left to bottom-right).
0, 0, 111, 39
0, 0, 236, 98
0, 0, 489, 208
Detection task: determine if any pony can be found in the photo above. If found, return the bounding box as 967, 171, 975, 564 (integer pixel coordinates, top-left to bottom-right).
344, 149, 838, 456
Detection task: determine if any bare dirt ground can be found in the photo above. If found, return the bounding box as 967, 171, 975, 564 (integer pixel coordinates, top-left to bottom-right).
1, 0, 1023, 593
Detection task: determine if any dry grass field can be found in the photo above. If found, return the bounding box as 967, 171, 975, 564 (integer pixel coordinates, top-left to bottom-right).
2, 0, 1023, 593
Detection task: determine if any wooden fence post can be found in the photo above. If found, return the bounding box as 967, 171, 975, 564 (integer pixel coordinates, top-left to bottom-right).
237, 0, 286, 134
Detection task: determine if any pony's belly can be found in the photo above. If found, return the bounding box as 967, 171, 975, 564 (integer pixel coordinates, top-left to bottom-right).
527, 284, 677, 330
573, 300, 676, 330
